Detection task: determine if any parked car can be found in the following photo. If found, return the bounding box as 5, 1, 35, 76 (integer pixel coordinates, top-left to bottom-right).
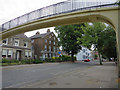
84, 59, 90, 62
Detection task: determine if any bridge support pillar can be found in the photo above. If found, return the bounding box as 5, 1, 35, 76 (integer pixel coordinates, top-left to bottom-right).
116, 20, 120, 88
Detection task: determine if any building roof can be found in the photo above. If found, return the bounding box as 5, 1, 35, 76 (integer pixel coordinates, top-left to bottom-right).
13, 34, 30, 41
30, 32, 52, 39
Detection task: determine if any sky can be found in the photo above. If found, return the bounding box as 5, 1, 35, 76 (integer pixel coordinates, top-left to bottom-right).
0, 0, 117, 37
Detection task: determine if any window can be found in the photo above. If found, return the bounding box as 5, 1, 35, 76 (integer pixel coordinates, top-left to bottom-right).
2, 39, 8, 45
14, 39, 19, 46
88, 53, 89, 56
45, 45, 47, 51
31, 40, 34, 43
31, 45, 34, 50
29, 52, 32, 57
49, 35, 51, 38
25, 51, 29, 57
57, 47, 59, 51
49, 46, 51, 51
24, 42, 28, 48
54, 47, 56, 52
83, 49, 85, 53
2, 49, 7, 57
49, 41, 51, 44
83, 55, 86, 59
49, 54, 51, 58
45, 39, 47, 43
54, 42, 55, 45
8, 50, 12, 58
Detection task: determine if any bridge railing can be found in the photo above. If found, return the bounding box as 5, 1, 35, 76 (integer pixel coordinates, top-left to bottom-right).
1, 0, 118, 31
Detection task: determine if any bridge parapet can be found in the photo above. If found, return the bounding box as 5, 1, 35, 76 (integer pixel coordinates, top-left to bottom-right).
1, 0, 118, 31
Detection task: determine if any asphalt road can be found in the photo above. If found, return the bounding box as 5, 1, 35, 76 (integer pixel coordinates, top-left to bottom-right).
2, 60, 118, 88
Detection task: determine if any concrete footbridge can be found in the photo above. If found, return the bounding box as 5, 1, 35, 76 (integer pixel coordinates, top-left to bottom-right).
0, 0, 119, 39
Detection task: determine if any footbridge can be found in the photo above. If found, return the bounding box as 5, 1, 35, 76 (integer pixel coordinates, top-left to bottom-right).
0, 0, 120, 80
0, 1, 119, 39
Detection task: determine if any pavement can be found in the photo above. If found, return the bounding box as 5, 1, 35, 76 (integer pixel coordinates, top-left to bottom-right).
2, 60, 118, 88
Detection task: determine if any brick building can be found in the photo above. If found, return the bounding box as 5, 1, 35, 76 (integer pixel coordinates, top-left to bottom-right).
1, 34, 32, 60
31, 29, 59, 59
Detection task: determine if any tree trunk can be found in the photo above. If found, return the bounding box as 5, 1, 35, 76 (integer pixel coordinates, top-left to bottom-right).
71, 54, 74, 62
98, 53, 103, 65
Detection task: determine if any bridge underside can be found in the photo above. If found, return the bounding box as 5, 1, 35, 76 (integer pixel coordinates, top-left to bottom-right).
0, 7, 119, 39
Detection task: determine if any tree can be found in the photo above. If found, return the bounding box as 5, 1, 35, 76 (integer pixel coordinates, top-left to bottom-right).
54, 24, 84, 62
99, 26, 117, 60
78, 22, 106, 65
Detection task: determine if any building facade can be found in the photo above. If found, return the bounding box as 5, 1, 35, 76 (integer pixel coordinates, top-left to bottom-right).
1, 34, 32, 60
76, 46, 92, 61
31, 29, 59, 59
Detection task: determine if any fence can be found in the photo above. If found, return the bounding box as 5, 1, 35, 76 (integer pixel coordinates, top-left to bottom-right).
2, 0, 117, 31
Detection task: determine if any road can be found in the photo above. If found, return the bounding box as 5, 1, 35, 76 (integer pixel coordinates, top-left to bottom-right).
2, 60, 118, 88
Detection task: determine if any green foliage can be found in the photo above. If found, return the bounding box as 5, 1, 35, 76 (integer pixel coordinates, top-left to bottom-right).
33, 59, 43, 64
1, 56, 77, 66
99, 26, 117, 58
61, 55, 76, 62
52, 57, 60, 62
79, 22, 117, 59
45, 58, 52, 62
54, 24, 84, 61
94, 54, 98, 59
78, 23, 106, 49
2, 59, 19, 64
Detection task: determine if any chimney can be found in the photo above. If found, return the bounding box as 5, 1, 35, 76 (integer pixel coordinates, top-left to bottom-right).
47, 29, 50, 33
36, 31, 40, 35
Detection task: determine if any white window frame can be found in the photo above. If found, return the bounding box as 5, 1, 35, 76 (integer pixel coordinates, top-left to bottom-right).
29, 52, 32, 57
2, 49, 7, 56
49, 53, 51, 58
49, 41, 51, 44
25, 51, 29, 57
45, 39, 47, 43
14, 39, 19, 46
54, 42, 55, 45
2, 38, 8, 45
31, 40, 34, 43
54, 47, 56, 52
7, 49, 13, 58
49, 46, 51, 52
45, 45, 47, 51
24, 41, 28, 48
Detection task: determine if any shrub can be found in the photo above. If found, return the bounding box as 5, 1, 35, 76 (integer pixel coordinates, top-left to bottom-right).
33, 59, 43, 64
2, 59, 11, 63
45, 58, 51, 62
60, 55, 76, 62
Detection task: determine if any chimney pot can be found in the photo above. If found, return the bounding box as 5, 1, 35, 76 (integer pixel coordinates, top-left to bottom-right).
36, 31, 40, 35
47, 29, 50, 33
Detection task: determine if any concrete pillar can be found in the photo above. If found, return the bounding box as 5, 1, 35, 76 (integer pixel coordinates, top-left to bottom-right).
116, 28, 120, 89
117, 8, 120, 88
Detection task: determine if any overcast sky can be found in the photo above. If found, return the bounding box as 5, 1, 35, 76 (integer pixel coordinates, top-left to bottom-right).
0, 0, 117, 37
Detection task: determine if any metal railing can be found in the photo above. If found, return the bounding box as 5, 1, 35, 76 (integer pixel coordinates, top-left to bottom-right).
1, 0, 118, 31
